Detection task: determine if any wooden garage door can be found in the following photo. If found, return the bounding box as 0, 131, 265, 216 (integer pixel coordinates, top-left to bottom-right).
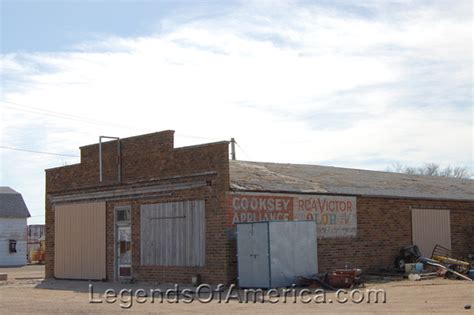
54, 201, 106, 280
412, 209, 451, 257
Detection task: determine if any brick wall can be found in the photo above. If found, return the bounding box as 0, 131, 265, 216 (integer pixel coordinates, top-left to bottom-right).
45, 130, 474, 283
105, 185, 230, 284
45, 131, 231, 283
223, 195, 473, 280
46, 130, 228, 192
316, 197, 474, 272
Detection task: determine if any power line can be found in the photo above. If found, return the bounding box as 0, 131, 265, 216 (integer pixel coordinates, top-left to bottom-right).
2, 100, 221, 142
175, 133, 220, 141
3, 100, 111, 123
236, 142, 252, 160
2, 100, 135, 129
0, 146, 79, 157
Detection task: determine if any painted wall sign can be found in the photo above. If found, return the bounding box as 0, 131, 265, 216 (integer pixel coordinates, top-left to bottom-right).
230, 194, 293, 224
293, 195, 357, 238
228, 193, 357, 238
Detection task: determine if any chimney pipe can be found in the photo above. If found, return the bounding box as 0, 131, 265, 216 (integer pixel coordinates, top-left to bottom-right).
99, 136, 121, 183
230, 138, 236, 160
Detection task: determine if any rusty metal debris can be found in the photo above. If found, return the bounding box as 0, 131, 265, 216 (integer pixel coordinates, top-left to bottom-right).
298, 268, 363, 290
431, 244, 470, 274
394, 244, 473, 281
418, 257, 472, 281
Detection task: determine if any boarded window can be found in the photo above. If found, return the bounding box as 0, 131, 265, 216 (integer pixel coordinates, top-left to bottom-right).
140, 200, 205, 266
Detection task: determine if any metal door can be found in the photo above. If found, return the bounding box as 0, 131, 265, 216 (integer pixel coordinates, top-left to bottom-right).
269, 221, 318, 287
117, 226, 132, 278
54, 201, 106, 280
412, 209, 451, 257
237, 222, 270, 288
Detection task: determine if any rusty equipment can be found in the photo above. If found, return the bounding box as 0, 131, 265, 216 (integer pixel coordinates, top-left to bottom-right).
298, 268, 363, 290
431, 244, 470, 274
419, 256, 472, 281
328, 268, 363, 288
30, 239, 45, 264
393, 244, 472, 281
394, 245, 421, 271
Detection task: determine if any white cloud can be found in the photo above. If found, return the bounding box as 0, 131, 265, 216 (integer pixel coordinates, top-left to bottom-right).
1, 0, 472, 223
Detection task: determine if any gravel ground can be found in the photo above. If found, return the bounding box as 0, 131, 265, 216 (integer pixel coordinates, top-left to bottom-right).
0, 265, 473, 314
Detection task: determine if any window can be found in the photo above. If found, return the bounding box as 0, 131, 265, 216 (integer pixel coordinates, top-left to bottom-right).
9, 240, 17, 253
116, 207, 131, 223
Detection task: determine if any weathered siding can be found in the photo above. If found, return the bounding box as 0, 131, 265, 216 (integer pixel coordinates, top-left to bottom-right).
140, 200, 205, 266
0, 218, 27, 266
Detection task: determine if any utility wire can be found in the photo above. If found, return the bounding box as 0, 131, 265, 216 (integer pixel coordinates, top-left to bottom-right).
175, 133, 220, 141
3, 100, 112, 123
236, 142, 252, 160
0, 146, 79, 157
2, 101, 135, 129
2, 100, 220, 142
2, 102, 228, 157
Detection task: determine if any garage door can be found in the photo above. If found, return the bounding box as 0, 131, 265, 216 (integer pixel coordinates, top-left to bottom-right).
412, 209, 451, 257
54, 201, 106, 280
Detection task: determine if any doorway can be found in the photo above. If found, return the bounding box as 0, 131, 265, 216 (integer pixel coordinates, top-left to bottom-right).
54, 201, 106, 280
412, 208, 451, 257
115, 206, 132, 279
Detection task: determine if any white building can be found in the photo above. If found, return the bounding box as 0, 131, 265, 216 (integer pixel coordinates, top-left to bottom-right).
0, 187, 31, 266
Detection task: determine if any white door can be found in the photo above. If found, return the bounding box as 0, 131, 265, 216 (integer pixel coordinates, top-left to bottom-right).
237, 223, 270, 288
117, 226, 131, 278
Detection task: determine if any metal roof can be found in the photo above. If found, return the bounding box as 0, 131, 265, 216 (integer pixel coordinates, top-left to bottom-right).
0, 187, 31, 218
229, 161, 474, 201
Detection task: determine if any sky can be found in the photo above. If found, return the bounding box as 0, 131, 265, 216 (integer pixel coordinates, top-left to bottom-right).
0, 0, 472, 224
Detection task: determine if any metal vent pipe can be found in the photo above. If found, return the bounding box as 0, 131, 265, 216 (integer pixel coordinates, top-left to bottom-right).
99, 136, 121, 183
230, 138, 236, 160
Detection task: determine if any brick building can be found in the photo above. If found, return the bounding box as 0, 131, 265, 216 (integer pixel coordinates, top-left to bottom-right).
45, 130, 474, 283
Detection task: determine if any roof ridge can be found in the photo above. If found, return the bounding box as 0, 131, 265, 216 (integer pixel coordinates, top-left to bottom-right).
230, 160, 473, 182
0, 186, 20, 194
229, 160, 474, 201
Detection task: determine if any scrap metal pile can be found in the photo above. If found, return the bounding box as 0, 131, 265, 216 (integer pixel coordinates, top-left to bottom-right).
297, 244, 473, 290
394, 244, 473, 281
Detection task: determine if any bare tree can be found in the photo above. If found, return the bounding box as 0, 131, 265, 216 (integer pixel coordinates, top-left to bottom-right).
404, 166, 418, 175
419, 162, 440, 176
453, 166, 470, 179
390, 162, 404, 173
439, 165, 453, 177
387, 162, 471, 179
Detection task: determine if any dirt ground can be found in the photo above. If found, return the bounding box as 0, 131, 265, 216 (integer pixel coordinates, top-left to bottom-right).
0, 265, 473, 314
